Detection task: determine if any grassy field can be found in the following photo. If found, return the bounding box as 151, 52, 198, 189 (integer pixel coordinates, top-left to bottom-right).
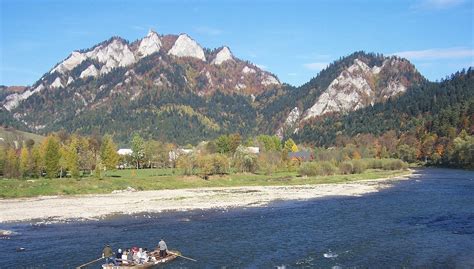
0, 168, 410, 198
0, 126, 45, 145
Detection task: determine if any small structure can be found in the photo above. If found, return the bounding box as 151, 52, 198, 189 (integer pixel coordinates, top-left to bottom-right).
244, 146, 260, 154
117, 148, 133, 156
288, 150, 313, 162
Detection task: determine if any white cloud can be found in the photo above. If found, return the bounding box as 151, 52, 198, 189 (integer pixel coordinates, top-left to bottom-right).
194, 26, 222, 36
412, 0, 466, 9
303, 62, 328, 71
391, 47, 474, 60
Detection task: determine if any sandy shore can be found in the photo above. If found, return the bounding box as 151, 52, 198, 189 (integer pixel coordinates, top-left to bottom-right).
0, 173, 413, 223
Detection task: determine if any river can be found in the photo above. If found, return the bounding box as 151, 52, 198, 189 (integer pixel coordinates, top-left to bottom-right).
1, 168, 473, 268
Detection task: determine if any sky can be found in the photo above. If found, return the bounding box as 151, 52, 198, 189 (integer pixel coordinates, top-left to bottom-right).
0, 0, 473, 87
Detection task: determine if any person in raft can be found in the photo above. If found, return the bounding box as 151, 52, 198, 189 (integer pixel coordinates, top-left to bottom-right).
158, 239, 168, 257
102, 244, 115, 265
115, 248, 123, 265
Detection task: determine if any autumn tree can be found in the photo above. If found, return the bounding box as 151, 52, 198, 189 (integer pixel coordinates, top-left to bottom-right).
65, 136, 80, 178
101, 135, 119, 171
19, 145, 30, 177
4, 148, 19, 178
284, 138, 298, 153
43, 135, 61, 178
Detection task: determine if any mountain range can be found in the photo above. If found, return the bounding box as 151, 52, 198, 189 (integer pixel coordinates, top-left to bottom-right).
1, 31, 472, 146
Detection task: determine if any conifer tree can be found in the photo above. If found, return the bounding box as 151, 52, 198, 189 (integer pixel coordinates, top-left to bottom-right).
44, 135, 60, 178
100, 135, 119, 171
66, 136, 80, 178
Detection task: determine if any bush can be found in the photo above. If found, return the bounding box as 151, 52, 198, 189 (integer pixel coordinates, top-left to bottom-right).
197, 154, 229, 176
339, 161, 353, 174
352, 160, 366, 174
382, 159, 407, 170
366, 158, 383, 169
299, 161, 336, 176
320, 162, 337, 175
299, 162, 320, 176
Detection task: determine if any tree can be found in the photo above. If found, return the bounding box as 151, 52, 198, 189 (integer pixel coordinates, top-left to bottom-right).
30, 145, 43, 178
197, 154, 229, 176
101, 135, 119, 171
43, 135, 61, 178
216, 135, 230, 154
233, 145, 258, 173
228, 133, 242, 153
257, 135, 281, 151
0, 146, 5, 177
284, 138, 298, 152
396, 144, 417, 163
78, 137, 95, 175
131, 133, 145, 169
176, 154, 196, 175
94, 155, 104, 179
65, 136, 80, 178
4, 147, 19, 178
19, 145, 30, 178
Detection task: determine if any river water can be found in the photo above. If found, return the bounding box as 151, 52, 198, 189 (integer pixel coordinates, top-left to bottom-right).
1, 168, 473, 269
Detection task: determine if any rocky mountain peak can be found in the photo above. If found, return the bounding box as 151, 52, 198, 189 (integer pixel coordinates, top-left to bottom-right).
50, 51, 87, 74
302, 56, 418, 120
137, 29, 162, 58
168, 34, 206, 61
212, 46, 234, 65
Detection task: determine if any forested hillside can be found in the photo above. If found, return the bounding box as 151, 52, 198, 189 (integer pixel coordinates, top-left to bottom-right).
295, 68, 474, 168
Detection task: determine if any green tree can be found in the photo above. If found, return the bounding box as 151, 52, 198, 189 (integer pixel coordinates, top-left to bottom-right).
0, 147, 5, 177
66, 136, 80, 178
43, 135, 61, 178
216, 135, 230, 154
257, 135, 282, 151
30, 145, 43, 178
396, 144, 417, 163
101, 135, 119, 171
131, 133, 145, 169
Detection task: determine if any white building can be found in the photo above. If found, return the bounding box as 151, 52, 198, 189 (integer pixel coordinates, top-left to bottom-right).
117, 148, 133, 156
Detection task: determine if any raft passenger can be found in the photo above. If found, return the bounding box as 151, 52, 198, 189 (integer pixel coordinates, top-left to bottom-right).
122, 249, 129, 265
116, 248, 122, 265
102, 244, 116, 265
158, 238, 168, 257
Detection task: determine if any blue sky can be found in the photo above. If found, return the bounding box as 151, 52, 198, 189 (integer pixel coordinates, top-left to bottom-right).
1, 0, 473, 86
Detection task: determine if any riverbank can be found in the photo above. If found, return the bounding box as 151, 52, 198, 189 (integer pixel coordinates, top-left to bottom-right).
0, 168, 408, 198
0, 169, 412, 223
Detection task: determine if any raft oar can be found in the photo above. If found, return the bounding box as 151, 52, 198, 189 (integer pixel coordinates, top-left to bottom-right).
76, 256, 104, 269
168, 251, 197, 262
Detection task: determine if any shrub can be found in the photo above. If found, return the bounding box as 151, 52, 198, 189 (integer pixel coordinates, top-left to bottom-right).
299, 161, 336, 176
352, 160, 366, 174
299, 162, 320, 176
197, 154, 229, 176
339, 161, 353, 174
320, 161, 337, 176
382, 159, 408, 170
